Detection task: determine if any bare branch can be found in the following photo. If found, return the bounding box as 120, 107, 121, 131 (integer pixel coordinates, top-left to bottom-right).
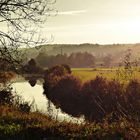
0, 0, 56, 70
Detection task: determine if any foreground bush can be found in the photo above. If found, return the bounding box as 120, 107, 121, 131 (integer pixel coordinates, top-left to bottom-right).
0, 105, 139, 140
0, 85, 32, 114
0, 89, 14, 105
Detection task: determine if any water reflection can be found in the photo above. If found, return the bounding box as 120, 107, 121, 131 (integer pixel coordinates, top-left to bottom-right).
12, 82, 84, 123
28, 79, 37, 87
24, 76, 39, 87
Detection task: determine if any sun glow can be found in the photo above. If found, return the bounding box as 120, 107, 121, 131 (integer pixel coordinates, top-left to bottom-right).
42, 0, 140, 44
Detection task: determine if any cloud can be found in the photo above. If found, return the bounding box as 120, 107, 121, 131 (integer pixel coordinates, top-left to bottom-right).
45, 10, 87, 16
58, 10, 87, 15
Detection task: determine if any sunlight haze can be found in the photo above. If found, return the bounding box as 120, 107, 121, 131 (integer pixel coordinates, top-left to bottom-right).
43, 0, 140, 44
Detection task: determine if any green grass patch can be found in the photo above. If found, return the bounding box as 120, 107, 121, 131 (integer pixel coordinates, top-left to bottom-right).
72, 68, 140, 82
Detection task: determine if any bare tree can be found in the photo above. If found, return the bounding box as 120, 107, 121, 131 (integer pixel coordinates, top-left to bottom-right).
0, 0, 56, 70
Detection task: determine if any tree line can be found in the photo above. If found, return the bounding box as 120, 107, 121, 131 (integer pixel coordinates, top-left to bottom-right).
35, 52, 113, 68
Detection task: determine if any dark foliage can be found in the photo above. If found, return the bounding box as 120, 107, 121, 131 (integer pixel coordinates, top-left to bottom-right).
43, 65, 72, 94
61, 64, 72, 74
0, 89, 14, 105
36, 52, 96, 68
28, 79, 37, 87
44, 74, 140, 122
21, 58, 44, 74
81, 77, 125, 121
19, 102, 31, 113
0, 86, 32, 113
46, 75, 82, 116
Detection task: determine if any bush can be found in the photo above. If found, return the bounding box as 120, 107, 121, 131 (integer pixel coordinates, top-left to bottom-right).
61, 64, 71, 74
21, 59, 44, 74
44, 65, 71, 79
125, 79, 140, 119
0, 85, 32, 113
44, 73, 140, 122
28, 79, 37, 87
18, 102, 31, 113
0, 89, 14, 105
44, 65, 72, 93
81, 77, 126, 121
44, 75, 82, 117
81, 76, 108, 121
0, 71, 16, 84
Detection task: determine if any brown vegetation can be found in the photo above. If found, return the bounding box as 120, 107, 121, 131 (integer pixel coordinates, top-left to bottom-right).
0, 71, 16, 85
43, 66, 140, 122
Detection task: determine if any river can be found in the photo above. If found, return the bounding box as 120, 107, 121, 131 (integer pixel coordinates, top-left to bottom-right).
12, 81, 84, 123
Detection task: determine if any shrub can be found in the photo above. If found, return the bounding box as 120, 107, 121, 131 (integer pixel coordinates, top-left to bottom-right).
0, 89, 14, 105
44, 65, 72, 93
0, 71, 16, 84
61, 64, 71, 74
44, 75, 82, 117
125, 79, 140, 119
44, 73, 140, 122
44, 65, 70, 78
19, 102, 31, 113
80, 76, 121, 121
81, 76, 107, 121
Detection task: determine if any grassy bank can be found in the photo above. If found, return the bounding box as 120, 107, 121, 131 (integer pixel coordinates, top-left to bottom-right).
0, 105, 139, 140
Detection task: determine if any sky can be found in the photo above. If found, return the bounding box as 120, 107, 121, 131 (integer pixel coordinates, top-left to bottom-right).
43, 0, 140, 44
1, 0, 140, 44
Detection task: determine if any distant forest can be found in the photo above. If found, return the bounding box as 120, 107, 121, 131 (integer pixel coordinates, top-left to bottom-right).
35, 52, 113, 68
23, 43, 140, 68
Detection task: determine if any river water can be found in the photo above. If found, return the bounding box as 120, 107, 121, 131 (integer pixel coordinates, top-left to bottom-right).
12, 82, 84, 123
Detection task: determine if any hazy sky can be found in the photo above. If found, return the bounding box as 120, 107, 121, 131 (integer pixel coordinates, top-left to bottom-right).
1, 0, 140, 44
42, 0, 140, 44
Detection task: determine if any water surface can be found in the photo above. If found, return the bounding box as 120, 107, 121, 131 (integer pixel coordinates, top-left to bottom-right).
12, 82, 84, 123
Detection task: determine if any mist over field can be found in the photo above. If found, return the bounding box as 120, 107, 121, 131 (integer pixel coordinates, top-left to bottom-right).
23, 43, 140, 68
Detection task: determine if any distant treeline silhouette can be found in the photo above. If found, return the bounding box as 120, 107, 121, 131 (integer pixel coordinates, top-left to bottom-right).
36, 52, 96, 68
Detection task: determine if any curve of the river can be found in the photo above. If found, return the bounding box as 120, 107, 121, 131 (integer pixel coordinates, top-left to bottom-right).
12, 82, 84, 123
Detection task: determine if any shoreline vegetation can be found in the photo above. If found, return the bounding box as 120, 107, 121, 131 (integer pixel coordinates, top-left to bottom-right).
12, 67, 140, 83
0, 65, 140, 139
0, 105, 139, 140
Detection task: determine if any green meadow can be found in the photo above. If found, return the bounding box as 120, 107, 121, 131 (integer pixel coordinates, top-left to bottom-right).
72, 68, 140, 82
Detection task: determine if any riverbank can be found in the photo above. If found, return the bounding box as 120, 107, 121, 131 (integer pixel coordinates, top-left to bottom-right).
12, 82, 84, 123
0, 105, 139, 140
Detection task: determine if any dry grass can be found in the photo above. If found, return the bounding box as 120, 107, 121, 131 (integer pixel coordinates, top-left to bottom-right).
0, 105, 139, 140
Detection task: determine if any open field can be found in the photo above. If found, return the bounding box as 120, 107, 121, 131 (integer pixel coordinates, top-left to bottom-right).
72, 68, 140, 82
11, 67, 140, 84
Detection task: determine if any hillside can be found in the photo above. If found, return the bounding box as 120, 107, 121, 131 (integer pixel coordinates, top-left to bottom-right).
21, 43, 140, 68
23, 43, 140, 57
